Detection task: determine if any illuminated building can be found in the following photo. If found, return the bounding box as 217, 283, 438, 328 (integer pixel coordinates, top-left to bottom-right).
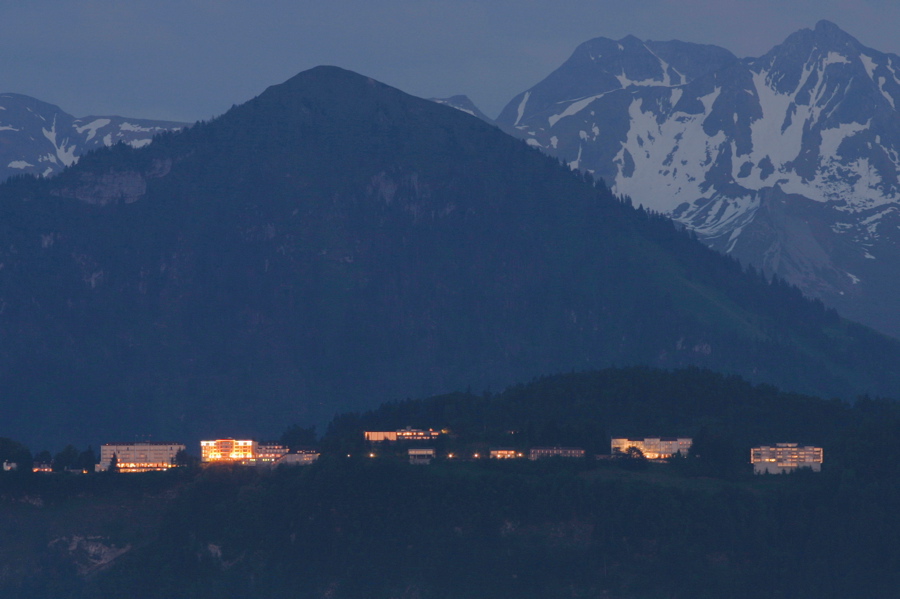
408, 448, 435, 465
490, 449, 524, 459
96, 442, 186, 473
3, 461, 16, 471
276, 451, 320, 466
201, 439, 257, 463
365, 431, 398, 442
32, 462, 52, 473
255, 442, 289, 464
529, 447, 585, 460
365, 427, 441, 442
610, 437, 693, 460
751, 443, 823, 474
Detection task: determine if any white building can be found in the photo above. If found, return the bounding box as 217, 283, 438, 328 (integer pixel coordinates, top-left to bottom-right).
408, 448, 435, 465
276, 451, 320, 466
610, 437, 692, 460
751, 443, 823, 474
96, 442, 186, 473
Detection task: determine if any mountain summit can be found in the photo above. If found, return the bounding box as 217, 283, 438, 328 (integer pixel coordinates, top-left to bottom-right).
2, 65, 900, 448
498, 22, 900, 337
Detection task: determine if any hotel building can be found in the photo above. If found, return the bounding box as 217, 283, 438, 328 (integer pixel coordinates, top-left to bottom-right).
365, 427, 441, 442
529, 447, 585, 460
610, 437, 693, 460
96, 442, 186, 473
201, 439, 257, 463
751, 443, 823, 474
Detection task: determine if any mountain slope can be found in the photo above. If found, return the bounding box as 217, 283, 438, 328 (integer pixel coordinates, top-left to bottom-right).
430, 95, 493, 123
1, 66, 899, 449
0, 93, 186, 183
498, 21, 900, 337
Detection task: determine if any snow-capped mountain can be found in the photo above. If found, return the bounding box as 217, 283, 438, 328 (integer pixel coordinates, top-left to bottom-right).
0, 93, 187, 182
497, 21, 900, 338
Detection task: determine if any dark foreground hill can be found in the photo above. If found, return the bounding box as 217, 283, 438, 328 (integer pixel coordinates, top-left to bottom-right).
4, 368, 900, 598
1, 66, 900, 448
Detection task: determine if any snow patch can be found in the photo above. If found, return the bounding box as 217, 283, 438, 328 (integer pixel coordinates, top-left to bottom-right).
548, 93, 608, 127
8, 160, 33, 169
119, 122, 155, 133
74, 118, 111, 142
823, 52, 850, 67
41, 116, 78, 167
514, 91, 531, 127
860, 54, 877, 79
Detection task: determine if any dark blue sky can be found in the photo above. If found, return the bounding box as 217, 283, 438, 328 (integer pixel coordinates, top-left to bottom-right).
1, 1, 896, 123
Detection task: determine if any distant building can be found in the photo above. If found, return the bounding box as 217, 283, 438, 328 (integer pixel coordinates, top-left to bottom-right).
201, 439, 257, 463
751, 443, 823, 474
365, 427, 441, 442
276, 451, 320, 466
408, 448, 436, 465
490, 449, 524, 459
2, 461, 17, 472
529, 447, 585, 460
32, 462, 52, 473
96, 442, 186, 473
610, 437, 693, 460
255, 442, 289, 464
200, 439, 296, 467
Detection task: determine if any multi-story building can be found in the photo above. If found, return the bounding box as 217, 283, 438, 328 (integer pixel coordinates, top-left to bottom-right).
276, 450, 320, 466
751, 443, 823, 474
365, 427, 441, 442
96, 442, 186, 473
610, 437, 693, 460
255, 442, 289, 464
490, 449, 524, 459
529, 447, 585, 460
408, 448, 436, 465
201, 439, 257, 463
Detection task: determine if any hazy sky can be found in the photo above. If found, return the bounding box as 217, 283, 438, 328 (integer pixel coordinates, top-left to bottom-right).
2, 1, 898, 123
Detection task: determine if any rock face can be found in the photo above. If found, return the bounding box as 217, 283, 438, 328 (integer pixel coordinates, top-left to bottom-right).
0, 93, 186, 183
497, 21, 900, 337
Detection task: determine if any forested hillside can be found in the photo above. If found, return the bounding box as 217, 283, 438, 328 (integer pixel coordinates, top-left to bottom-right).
3, 67, 900, 449
3, 367, 900, 598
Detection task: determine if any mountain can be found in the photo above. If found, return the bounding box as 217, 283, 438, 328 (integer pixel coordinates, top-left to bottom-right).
2, 65, 900, 450
430, 95, 493, 123
0, 93, 186, 183
496, 21, 900, 338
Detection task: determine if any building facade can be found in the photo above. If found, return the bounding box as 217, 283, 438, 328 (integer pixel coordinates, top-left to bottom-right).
408, 448, 436, 465
529, 447, 585, 460
751, 443, 823, 474
490, 449, 524, 459
97, 442, 186, 473
200, 439, 257, 463
276, 451, 320, 466
255, 442, 289, 464
610, 437, 693, 460
365, 427, 441, 442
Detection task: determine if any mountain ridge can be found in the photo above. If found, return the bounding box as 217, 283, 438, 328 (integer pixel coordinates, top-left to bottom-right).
0, 92, 187, 183
496, 20, 900, 337
2, 65, 899, 450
